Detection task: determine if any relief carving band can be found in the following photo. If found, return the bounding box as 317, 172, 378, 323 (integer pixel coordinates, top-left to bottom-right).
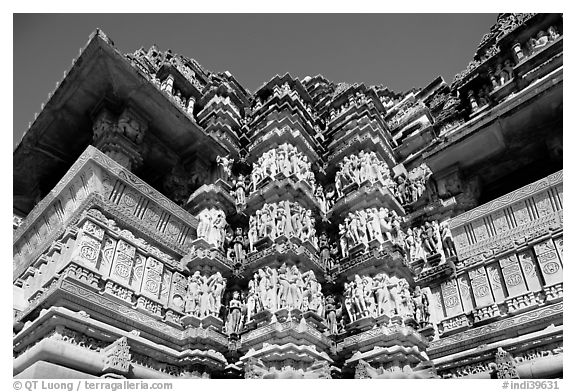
248, 201, 318, 248
251, 144, 316, 191
13, 13, 563, 380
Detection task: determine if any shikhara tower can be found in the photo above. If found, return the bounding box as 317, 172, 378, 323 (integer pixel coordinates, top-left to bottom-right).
13, 14, 563, 379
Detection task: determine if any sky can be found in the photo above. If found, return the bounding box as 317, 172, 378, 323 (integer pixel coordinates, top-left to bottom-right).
13, 13, 497, 147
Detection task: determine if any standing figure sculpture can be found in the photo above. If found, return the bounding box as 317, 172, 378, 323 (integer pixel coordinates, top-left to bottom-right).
225, 291, 244, 335
216, 155, 234, 182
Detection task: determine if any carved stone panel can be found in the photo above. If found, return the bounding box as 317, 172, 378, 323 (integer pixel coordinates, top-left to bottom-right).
159, 269, 172, 306
83, 220, 105, 241
130, 253, 146, 292
72, 233, 102, 269
499, 254, 528, 297
486, 263, 506, 303
471, 219, 489, 243
430, 286, 445, 325
533, 239, 563, 286
140, 257, 163, 300
491, 208, 510, 236
451, 226, 469, 252
168, 271, 187, 313
518, 250, 542, 292
98, 235, 117, 277
109, 240, 136, 287
510, 200, 530, 227
532, 192, 554, 217
457, 274, 474, 313
469, 266, 494, 308
441, 278, 464, 317
553, 236, 563, 264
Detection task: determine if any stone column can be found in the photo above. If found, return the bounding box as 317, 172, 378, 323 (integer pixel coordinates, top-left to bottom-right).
92, 107, 148, 171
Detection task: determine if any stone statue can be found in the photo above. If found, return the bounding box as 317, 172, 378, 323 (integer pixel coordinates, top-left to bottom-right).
440, 221, 457, 258
216, 155, 234, 182
232, 174, 247, 207
225, 291, 244, 335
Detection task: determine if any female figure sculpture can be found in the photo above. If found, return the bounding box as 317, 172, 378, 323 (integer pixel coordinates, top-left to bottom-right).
225, 291, 244, 335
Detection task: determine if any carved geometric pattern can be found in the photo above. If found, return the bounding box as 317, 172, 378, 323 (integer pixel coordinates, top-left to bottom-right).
441, 279, 463, 316
469, 266, 493, 307
141, 257, 163, 299
517, 250, 542, 292
109, 240, 136, 286
499, 254, 527, 296
533, 239, 563, 285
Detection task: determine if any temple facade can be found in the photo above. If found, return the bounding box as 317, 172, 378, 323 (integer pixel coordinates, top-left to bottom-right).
13, 13, 563, 379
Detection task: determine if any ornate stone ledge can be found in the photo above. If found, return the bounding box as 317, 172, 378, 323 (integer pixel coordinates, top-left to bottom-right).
505, 292, 539, 315
429, 302, 563, 358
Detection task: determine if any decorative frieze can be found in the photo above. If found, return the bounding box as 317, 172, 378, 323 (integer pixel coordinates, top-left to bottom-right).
543, 282, 563, 303
505, 292, 538, 314
472, 303, 500, 323
104, 280, 134, 303
440, 314, 470, 335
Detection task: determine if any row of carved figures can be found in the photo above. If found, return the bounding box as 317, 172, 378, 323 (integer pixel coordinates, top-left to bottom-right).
197, 209, 458, 274
249, 201, 318, 249
405, 221, 457, 266
196, 202, 318, 259
218, 151, 432, 211
251, 144, 316, 191
334, 151, 392, 198
342, 274, 431, 327
184, 271, 227, 318
224, 264, 324, 334
338, 207, 404, 257
222, 269, 432, 337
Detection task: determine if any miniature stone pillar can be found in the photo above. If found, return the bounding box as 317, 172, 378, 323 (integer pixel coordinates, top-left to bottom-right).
92, 107, 148, 171
161, 74, 175, 95
512, 43, 524, 62
186, 96, 196, 116
467, 90, 478, 111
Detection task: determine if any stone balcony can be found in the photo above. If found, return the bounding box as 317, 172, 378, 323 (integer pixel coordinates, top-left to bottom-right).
427, 171, 563, 358
13, 145, 198, 289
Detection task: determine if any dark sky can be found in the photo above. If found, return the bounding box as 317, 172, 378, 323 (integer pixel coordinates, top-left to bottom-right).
13, 13, 497, 147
